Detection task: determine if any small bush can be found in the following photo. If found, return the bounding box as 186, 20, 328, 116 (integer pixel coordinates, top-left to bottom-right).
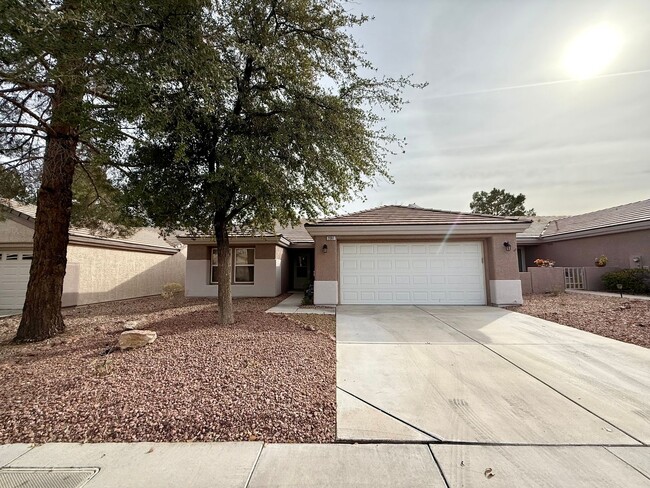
602, 269, 650, 294
161, 282, 184, 299
302, 283, 314, 305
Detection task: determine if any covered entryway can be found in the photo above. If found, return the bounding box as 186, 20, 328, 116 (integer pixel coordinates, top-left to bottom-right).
0, 250, 32, 310
339, 242, 486, 305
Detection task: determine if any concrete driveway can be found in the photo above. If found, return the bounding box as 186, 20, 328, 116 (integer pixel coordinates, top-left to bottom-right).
337, 305, 650, 445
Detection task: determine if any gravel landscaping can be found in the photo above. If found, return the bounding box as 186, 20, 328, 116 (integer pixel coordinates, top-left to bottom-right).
0, 295, 336, 444
511, 293, 650, 348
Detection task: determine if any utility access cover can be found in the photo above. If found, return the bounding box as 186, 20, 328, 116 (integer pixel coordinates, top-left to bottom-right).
0, 468, 98, 488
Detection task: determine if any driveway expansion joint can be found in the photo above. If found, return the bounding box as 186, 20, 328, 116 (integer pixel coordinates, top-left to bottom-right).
336, 387, 443, 442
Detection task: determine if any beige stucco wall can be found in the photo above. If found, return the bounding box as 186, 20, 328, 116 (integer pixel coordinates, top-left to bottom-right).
64, 244, 186, 306
524, 229, 650, 269
1, 216, 186, 307
0, 215, 34, 246
485, 234, 520, 281
184, 243, 285, 297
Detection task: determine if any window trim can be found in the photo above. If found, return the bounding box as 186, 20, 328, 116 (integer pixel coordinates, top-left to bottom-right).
233, 248, 255, 284
210, 248, 220, 284
209, 247, 256, 285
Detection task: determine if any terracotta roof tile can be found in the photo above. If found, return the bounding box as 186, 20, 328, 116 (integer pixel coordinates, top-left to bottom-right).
308, 205, 526, 226
541, 199, 650, 237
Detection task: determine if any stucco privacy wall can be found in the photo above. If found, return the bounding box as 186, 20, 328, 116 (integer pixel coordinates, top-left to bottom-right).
312, 234, 522, 306
185, 243, 284, 297
524, 229, 650, 269
62, 244, 186, 306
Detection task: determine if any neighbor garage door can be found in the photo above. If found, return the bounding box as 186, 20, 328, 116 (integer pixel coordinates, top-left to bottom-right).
339, 242, 486, 305
0, 250, 32, 309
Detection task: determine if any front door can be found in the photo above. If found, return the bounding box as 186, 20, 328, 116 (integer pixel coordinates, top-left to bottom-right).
293, 251, 312, 290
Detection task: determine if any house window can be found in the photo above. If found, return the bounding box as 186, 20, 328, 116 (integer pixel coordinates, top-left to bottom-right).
210, 248, 219, 284
234, 248, 255, 283
6, 253, 18, 261
22, 253, 33, 261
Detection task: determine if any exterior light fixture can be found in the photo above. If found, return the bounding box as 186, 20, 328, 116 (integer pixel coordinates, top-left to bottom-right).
616, 283, 623, 298
322, 244, 328, 253
503, 241, 512, 251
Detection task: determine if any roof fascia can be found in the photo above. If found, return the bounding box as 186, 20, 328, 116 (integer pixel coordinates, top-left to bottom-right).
306, 222, 532, 236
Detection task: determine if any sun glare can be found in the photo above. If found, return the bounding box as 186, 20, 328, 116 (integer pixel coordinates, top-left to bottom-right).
563, 23, 622, 79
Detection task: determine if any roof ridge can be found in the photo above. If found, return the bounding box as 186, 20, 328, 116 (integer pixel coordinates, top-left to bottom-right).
316, 204, 527, 223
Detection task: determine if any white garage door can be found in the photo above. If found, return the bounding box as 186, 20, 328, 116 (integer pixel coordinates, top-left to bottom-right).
339, 242, 486, 305
0, 250, 32, 309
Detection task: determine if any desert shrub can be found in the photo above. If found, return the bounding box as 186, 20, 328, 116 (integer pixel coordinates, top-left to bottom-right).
602, 269, 650, 294
161, 282, 184, 299
302, 282, 314, 305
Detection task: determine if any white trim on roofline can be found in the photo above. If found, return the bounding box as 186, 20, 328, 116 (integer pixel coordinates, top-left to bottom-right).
305, 222, 531, 236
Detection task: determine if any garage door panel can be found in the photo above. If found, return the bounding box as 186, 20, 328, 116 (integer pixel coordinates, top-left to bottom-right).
339, 242, 486, 305
0, 251, 32, 309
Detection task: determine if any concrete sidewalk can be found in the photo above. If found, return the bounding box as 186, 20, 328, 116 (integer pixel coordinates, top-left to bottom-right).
1, 442, 649, 487
266, 292, 335, 315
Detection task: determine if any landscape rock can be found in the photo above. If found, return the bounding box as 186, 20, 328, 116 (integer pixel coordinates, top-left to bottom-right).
122, 320, 140, 330
119, 330, 157, 350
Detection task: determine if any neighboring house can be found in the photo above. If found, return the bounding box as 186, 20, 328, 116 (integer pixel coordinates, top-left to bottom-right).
0, 202, 186, 311
516, 199, 650, 270
181, 205, 530, 306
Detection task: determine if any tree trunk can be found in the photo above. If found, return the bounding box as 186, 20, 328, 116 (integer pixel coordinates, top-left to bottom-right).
14, 0, 83, 342
15, 132, 77, 342
214, 216, 234, 325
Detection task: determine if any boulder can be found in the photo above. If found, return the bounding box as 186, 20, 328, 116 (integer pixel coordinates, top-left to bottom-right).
119, 330, 157, 350
122, 320, 140, 330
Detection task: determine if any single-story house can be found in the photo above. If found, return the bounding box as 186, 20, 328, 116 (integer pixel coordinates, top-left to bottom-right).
516, 199, 650, 270
180, 205, 531, 306
0, 202, 186, 311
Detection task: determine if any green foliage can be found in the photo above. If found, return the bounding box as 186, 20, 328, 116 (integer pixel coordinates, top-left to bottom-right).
0, 0, 211, 231
0, 166, 27, 201
123, 0, 425, 238
470, 188, 536, 216
602, 269, 650, 294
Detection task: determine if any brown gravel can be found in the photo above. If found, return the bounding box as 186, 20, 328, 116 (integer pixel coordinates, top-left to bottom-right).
289, 314, 337, 338
0, 295, 336, 444
508, 293, 650, 348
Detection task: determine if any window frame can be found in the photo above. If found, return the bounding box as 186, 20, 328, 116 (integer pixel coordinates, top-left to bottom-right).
210, 248, 220, 284
233, 248, 255, 284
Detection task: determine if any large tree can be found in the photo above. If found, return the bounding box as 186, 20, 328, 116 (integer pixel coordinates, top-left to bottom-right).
0, 0, 208, 341
124, 0, 424, 324
469, 188, 536, 216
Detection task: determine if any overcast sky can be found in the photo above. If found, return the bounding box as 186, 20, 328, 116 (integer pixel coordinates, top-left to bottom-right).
339, 0, 650, 216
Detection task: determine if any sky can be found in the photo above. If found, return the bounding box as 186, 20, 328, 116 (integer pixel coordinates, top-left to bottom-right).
339, 0, 650, 216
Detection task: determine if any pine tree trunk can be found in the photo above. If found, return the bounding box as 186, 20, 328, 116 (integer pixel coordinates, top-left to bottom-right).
15, 131, 77, 342
214, 217, 234, 325
15, 0, 83, 342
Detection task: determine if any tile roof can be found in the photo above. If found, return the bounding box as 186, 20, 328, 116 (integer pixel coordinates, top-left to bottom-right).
2, 200, 180, 251
275, 222, 314, 244
541, 198, 650, 237
308, 205, 527, 226
516, 216, 566, 238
